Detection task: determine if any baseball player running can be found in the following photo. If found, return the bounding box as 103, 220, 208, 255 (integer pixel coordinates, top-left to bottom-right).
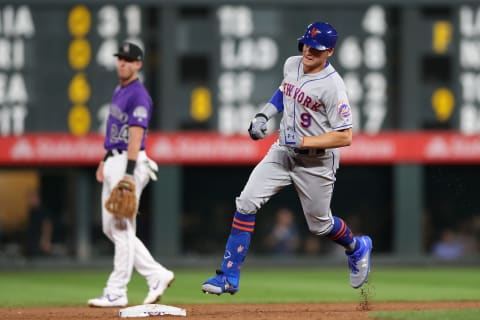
88, 42, 174, 307
202, 21, 372, 295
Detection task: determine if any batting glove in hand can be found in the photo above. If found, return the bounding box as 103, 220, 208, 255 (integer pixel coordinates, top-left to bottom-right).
248, 113, 268, 140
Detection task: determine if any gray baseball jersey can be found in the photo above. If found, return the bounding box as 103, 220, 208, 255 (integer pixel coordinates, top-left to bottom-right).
236, 56, 353, 236
279, 56, 353, 160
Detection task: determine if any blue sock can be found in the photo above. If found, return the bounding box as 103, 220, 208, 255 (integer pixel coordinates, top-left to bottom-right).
220, 211, 256, 286
326, 216, 355, 250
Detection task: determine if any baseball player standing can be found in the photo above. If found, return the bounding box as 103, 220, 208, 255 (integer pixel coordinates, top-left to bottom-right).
202, 22, 372, 295
88, 42, 174, 307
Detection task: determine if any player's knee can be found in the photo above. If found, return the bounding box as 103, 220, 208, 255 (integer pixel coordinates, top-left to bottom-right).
235, 197, 260, 214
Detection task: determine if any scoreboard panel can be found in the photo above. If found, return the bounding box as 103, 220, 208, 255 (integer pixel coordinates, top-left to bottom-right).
1, 1, 479, 137
214, 4, 396, 135
458, 5, 480, 134
0, 4, 147, 136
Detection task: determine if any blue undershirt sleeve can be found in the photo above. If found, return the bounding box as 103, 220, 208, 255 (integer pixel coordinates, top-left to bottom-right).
269, 89, 284, 113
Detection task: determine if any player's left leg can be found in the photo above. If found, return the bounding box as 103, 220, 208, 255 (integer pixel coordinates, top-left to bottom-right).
325, 217, 372, 288
301, 206, 373, 288
292, 161, 372, 289
132, 152, 175, 304
344, 234, 372, 288
134, 236, 175, 304
132, 216, 174, 304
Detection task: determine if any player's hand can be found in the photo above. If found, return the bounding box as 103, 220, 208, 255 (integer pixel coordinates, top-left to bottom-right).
248, 113, 268, 140
122, 174, 135, 184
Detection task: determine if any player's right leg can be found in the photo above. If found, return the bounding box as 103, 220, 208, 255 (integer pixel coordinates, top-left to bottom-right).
201, 211, 255, 295
202, 146, 291, 295
88, 157, 135, 307
88, 214, 136, 307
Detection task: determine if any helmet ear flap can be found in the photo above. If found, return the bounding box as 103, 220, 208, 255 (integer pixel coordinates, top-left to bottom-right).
298, 42, 304, 52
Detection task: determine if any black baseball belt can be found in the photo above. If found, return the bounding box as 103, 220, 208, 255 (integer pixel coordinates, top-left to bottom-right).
293, 148, 325, 155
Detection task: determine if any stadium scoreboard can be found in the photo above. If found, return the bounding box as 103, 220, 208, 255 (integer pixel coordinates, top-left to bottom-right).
0, 2, 479, 136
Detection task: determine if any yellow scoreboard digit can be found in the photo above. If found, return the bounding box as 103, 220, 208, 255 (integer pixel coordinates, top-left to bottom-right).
68, 5, 92, 136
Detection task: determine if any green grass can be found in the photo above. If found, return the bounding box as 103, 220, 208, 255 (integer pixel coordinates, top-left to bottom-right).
0, 267, 479, 308
370, 309, 480, 320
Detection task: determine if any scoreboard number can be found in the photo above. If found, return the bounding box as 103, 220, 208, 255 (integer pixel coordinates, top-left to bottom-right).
337, 5, 389, 134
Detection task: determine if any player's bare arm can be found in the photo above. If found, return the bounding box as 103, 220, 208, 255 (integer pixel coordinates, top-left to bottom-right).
127, 126, 144, 159
96, 161, 104, 183
302, 128, 352, 149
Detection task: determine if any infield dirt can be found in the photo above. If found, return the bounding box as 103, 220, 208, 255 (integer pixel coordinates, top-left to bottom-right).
2, 301, 480, 320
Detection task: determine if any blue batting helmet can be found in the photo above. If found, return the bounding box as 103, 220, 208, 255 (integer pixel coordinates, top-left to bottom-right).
297, 22, 338, 52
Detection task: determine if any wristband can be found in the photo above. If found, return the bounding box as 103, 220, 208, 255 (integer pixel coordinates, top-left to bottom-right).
255, 113, 269, 121
126, 160, 137, 175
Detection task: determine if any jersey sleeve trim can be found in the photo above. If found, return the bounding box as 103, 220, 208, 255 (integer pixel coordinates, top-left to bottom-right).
333, 124, 353, 130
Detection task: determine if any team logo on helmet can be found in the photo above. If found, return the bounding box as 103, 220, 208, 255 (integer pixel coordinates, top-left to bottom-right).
297, 21, 338, 52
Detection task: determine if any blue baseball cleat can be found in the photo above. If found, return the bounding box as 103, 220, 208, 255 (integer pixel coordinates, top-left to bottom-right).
201, 270, 239, 295
346, 235, 372, 288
